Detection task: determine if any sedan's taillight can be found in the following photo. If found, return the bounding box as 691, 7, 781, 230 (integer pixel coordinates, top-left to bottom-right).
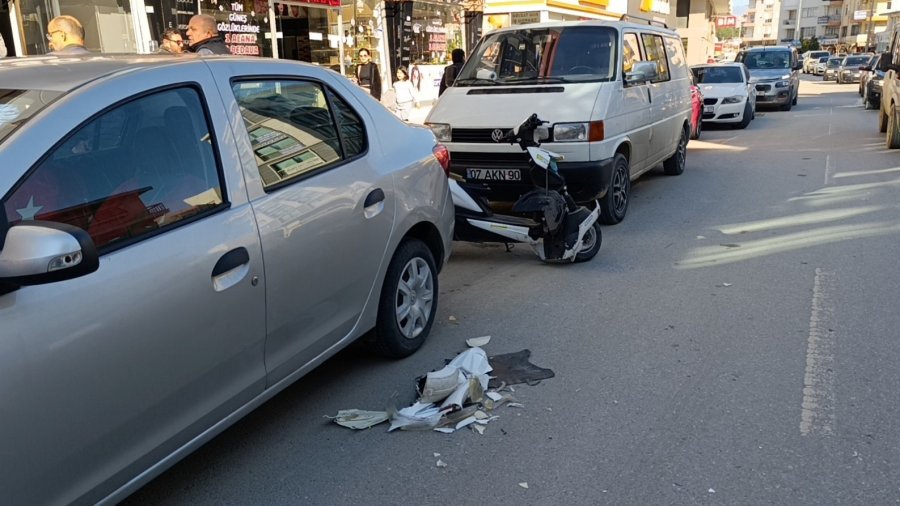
432, 144, 450, 176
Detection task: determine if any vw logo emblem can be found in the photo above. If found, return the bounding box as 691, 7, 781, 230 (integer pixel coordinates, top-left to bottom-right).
491, 129, 505, 143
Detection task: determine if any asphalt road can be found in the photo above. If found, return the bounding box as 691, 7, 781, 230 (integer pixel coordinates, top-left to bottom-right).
125, 75, 900, 505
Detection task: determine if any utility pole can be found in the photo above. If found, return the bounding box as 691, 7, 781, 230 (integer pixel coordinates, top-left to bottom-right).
795, 0, 804, 45
865, 0, 877, 51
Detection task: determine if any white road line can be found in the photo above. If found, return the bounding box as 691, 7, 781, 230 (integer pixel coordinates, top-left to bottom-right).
824, 154, 833, 185
800, 268, 836, 436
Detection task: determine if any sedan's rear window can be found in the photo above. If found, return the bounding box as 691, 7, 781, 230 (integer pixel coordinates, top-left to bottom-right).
0, 89, 64, 144
692, 66, 743, 84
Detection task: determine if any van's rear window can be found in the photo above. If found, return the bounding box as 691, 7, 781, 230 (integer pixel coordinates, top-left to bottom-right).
455, 26, 618, 86
0, 89, 64, 144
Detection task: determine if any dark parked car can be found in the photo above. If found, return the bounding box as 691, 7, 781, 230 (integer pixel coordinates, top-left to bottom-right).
837, 54, 873, 84
862, 56, 885, 110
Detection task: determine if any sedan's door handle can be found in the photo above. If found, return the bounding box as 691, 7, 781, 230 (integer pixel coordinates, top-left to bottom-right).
211, 247, 251, 292
364, 188, 386, 219
364, 188, 385, 207
647, 87, 652, 104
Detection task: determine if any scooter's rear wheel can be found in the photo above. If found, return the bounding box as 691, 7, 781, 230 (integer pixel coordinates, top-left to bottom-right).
574, 221, 602, 263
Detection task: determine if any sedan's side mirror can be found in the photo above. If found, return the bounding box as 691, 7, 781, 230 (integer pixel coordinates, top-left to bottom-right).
0, 221, 98, 295
878, 52, 892, 72
860, 65, 872, 72
625, 61, 658, 85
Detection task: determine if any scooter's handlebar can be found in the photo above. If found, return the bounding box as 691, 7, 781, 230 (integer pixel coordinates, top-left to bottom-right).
503, 113, 550, 150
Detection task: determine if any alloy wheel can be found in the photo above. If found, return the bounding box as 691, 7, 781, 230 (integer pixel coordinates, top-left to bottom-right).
394, 257, 434, 340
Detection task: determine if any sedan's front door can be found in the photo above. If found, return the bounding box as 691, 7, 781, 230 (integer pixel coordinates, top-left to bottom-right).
0, 76, 266, 505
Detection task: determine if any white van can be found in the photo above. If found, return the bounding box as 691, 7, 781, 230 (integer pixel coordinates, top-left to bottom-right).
425, 19, 692, 224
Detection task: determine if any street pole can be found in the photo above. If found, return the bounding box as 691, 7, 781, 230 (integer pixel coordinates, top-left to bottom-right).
866, 0, 876, 51
795, 0, 803, 46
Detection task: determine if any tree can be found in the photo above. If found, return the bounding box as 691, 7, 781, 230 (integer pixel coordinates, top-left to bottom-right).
716, 27, 741, 40
800, 37, 821, 52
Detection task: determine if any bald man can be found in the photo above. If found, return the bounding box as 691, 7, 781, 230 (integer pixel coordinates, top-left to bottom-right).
186, 14, 230, 55
47, 15, 90, 55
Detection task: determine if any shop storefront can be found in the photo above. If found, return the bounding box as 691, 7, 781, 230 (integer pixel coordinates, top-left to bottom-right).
4, 0, 474, 101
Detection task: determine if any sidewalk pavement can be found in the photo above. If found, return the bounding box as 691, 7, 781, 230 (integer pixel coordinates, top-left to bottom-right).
408, 102, 433, 125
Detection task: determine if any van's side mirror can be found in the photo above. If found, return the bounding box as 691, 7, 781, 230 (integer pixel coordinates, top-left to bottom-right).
878, 52, 892, 72
625, 61, 658, 84
792, 62, 802, 71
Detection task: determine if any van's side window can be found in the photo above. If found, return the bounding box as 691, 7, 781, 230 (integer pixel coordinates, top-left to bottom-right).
623, 33, 642, 73
640, 33, 670, 82
663, 36, 689, 80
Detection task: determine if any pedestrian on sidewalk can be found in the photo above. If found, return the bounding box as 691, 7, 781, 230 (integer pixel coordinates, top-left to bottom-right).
356, 48, 382, 101
186, 14, 230, 55
46, 15, 90, 55
393, 67, 416, 121
439, 48, 465, 96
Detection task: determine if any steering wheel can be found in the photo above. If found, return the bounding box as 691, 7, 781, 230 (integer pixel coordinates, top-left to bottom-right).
568, 66, 595, 75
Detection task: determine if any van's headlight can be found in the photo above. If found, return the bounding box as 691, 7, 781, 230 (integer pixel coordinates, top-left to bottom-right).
426, 123, 451, 142
553, 121, 604, 142
775, 80, 789, 88
722, 96, 744, 104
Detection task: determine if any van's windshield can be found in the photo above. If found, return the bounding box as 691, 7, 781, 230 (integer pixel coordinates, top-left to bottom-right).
455, 26, 618, 86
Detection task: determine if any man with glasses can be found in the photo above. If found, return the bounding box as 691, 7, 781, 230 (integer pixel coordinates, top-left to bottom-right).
158, 29, 185, 54
186, 14, 230, 55
46, 15, 89, 55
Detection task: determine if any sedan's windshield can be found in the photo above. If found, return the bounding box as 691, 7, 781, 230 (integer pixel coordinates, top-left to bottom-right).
827, 58, 842, 68
818, 57, 829, 63
692, 66, 743, 84
843, 56, 869, 66
0, 89, 64, 144
737, 50, 792, 70
456, 26, 617, 85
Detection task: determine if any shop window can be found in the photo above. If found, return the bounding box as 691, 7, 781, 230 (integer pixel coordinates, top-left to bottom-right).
232, 80, 347, 190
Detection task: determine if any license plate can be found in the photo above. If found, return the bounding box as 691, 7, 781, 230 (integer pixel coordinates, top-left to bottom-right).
756, 91, 765, 96
466, 168, 521, 181
703, 105, 715, 114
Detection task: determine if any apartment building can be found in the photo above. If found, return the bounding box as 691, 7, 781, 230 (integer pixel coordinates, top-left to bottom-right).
676, 0, 732, 64
776, 0, 842, 44
742, 0, 781, 44
837, 0, 890, 51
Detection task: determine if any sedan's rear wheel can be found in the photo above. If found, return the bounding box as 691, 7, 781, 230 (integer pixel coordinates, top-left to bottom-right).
599, 153, 630, 225
373, 239, 437, 358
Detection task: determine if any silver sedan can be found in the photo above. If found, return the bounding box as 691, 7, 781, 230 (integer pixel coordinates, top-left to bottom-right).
0, 55, 453, 505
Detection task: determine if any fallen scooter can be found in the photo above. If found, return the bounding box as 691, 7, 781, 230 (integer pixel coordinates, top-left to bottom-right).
448, 113, 601, 263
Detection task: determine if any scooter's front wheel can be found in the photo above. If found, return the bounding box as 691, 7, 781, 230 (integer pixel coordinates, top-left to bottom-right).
574, 221, 602, 263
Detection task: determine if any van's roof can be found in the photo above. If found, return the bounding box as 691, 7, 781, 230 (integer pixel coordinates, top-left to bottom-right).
486, 19, 677, 37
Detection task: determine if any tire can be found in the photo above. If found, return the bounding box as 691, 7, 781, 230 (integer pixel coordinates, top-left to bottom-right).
736, 101, 752, 129
864, 87, 875, 110
690, 118, 702, 140
879, 104, 889, 132
373, 239, 437, 358
887, 104, 900, 149
663, 125, 688, 176
792, 90, 798, 106
780, 96, 793, 111
574, 221, 602, 263
598, 153, 630, 225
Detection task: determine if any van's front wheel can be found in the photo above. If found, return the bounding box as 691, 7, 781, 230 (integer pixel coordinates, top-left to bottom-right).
599, 153, 630, 225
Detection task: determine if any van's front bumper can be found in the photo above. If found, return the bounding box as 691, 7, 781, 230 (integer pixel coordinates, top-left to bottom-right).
448, 151, 613, 204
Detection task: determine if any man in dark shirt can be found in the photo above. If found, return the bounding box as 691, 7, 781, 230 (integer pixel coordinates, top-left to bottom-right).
186, 14, 230, 55
47, 15, 90, 55
439, 48, 465, 96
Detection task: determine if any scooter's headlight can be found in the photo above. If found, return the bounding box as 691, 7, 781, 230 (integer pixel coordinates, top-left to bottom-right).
426, 123, 452, 142
553, 121, 604, 142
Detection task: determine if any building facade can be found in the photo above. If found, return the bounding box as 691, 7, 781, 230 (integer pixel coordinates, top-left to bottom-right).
675, 0, 731, 64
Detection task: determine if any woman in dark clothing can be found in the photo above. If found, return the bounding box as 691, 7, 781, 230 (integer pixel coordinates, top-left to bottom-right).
356, 48, 382, 101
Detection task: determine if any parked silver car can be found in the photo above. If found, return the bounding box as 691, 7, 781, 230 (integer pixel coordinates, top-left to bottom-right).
735, 45, 801, 111
837, 54, 873, 83
0, 55, 453, 505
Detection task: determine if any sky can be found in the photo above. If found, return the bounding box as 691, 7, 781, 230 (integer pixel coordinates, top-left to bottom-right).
733, 0, 749, 16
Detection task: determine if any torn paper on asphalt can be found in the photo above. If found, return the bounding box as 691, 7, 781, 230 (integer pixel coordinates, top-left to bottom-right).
466, 335, 491, 347
329, 409, 390, 429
